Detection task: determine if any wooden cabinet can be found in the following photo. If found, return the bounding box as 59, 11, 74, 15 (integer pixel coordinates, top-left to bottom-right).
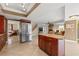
38, 35, 64, 56
45, 39, 52, 55
51, 38, 58, 56
0, 15, 7, 51
0, 34, 6, 51
38, 35, 46, 51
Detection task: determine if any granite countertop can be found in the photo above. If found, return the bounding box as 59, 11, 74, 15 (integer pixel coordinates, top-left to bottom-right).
39, 33, 64, 39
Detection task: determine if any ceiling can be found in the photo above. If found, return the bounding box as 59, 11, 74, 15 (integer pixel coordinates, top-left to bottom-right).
0, 3, 35, 20
1, 3, 35, 13
0, 3, 65, 23
27, 3, 65, 23
5, 3, 29, 12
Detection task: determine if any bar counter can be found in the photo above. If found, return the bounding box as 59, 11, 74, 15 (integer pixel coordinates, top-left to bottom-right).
39, 34, 64, 39
38, 34, 65, 56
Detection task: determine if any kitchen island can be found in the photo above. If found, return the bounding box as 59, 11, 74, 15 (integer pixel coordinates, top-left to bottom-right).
38, 34, 64, 56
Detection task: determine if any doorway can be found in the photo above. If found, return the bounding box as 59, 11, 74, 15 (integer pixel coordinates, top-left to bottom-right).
7, 20, 20, 45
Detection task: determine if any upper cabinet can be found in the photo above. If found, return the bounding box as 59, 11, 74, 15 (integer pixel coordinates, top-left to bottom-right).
0, 15, 7, 51
0, 15, 7, 34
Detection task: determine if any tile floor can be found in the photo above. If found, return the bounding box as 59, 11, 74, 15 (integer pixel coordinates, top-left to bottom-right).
65, 40, 79, 56
2, 36, 79, 56
0, 36, 47, 56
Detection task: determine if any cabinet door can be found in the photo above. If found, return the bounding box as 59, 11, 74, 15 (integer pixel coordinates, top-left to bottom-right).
42, 36, 48, 51
45, 39, 52, 55
38, 37, 42, 49
51, 38, 58, 56
38, 35, 47, 51
0, 39, 2, 51
41, 39, 46, 51
0, 16, 4, 34
40, 36, 46, 51
38, 35, 45, 50
38, 35, 41, 47
38, 35, 42, 49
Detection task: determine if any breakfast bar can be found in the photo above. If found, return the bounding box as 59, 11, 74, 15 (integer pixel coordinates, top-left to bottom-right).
38, 34, 64, 56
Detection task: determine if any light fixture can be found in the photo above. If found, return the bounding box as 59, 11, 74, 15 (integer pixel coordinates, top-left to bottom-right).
21, 3, 25, 8
21, 3, 26, 11
22, 4, 25, 8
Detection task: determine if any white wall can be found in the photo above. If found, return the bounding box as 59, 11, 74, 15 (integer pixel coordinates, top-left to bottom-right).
65, 3, 79, 56
27, 3, 65, 23
31, 22, 38, 36
31, 22, 38, 40
65, 3, 79, 20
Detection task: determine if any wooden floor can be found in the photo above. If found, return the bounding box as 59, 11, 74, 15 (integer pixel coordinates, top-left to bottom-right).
0, 36, 47, 56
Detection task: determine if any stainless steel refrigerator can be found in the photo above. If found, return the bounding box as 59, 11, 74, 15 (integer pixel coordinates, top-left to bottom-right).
20, 22, 32, 43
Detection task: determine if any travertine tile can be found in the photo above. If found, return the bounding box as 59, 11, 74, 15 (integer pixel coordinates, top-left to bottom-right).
0, 36, 47, 56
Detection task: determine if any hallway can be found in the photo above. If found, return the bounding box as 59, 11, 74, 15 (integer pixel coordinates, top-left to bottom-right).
0, 36, 47, 56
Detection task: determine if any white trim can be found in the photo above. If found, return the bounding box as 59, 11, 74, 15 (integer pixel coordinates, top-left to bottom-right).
1, 4, 26, 14
65, 39, 77, 43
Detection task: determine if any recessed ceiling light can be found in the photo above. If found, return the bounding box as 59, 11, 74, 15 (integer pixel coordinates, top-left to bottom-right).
22, 5, 25, 8
21, 3, 25, 8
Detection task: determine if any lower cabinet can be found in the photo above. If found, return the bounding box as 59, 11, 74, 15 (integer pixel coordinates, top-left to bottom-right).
51, 38, 58, 56
0, 15, 7, 51
38, 35, 64, 56
45, 40, 52, 55
0, 34, 7, 51
38, 35, 46, 51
